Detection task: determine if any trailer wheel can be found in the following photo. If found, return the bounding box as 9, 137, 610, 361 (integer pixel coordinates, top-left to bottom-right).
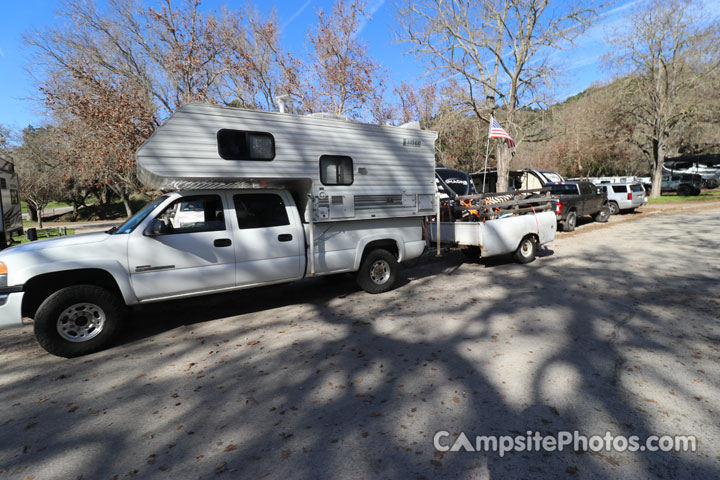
356, 249, 398, 294
513, 236, 537, 264
34, 285, 124, 358
563, 211, 577, 232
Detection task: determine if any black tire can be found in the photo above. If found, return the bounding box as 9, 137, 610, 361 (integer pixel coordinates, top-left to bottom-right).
593, 206, 610, 223
563, 211, 577, 232
356, 249, 398, 294
692, 188, 701, 196
608, 201, 620, 215
677, 184, 691, 196
707, 178, 719, 189
460, 246, 481, 262
513, 236, 537, 264
34, 285, 124, 358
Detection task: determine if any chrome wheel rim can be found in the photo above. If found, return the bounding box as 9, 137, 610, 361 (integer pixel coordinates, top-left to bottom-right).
57, 303, 105, 342
568, 214, 576, 229
370, 260, 391, 285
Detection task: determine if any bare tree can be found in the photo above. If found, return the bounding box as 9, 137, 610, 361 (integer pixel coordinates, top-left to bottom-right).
217, 8, 289, 111
606, 0, 720, 197
287, 0, 387, 121
42, 63, 156, 218
394, 81, 439, 126
396, 0, 596, 190
13, 127, 64, 229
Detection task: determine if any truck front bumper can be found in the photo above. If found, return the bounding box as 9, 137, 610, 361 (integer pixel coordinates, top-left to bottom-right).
0, 290, 24, 329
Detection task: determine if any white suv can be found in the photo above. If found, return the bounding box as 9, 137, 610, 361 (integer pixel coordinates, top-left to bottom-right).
598, 183, 646, 214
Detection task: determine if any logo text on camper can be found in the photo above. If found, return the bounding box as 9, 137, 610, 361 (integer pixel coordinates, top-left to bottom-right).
403, 138, 421, 147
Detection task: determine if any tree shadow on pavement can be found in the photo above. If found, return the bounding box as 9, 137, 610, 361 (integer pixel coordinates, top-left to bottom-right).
1, 212, 719, 479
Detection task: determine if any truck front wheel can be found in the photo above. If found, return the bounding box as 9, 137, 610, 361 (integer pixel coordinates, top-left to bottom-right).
356, 249, 398, 294
33, 285, 124, 358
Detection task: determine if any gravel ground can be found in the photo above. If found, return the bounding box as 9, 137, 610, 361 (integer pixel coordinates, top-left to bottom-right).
1, 204, 719, 479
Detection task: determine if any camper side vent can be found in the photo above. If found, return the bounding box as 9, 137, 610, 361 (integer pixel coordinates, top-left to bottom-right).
354, 195, 403, 210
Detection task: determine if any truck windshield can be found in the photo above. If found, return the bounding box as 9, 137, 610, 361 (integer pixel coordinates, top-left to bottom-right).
548, 184, 579, 194
113, 196, 169, 234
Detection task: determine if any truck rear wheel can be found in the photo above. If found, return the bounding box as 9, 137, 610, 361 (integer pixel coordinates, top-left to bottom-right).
593, 206, 610, 223
34, 285, 124, 358
563, 211, 577, 232
513, 236, 537, 264
356, 249, 398, 294
677, 184, 691, 196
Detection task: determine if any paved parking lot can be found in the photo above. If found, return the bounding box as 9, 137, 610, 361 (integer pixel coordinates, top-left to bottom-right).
1, 205, 719, 479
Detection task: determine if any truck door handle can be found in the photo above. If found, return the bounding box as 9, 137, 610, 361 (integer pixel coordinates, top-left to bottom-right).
214, 238, 232, 247
278, 234, 293, 242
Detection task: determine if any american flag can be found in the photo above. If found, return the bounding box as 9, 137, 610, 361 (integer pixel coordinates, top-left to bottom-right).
489, 117, 515, 147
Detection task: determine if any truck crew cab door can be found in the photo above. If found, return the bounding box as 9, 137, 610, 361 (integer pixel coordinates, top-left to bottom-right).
229, 191, 305, 287
579, 183, 595, 215
128, 193, 236, 301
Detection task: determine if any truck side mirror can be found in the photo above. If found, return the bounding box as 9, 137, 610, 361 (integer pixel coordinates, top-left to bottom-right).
143, 219, 168, 236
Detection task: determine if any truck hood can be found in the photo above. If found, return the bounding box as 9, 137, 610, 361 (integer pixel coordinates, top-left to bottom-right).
1, 232, 111, 257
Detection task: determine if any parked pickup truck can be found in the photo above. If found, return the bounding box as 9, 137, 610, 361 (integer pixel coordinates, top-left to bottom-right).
0, 190, 426, 357
547, 181, 610, 232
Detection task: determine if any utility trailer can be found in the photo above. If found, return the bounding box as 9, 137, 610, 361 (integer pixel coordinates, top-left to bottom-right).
427, 188, 556, 263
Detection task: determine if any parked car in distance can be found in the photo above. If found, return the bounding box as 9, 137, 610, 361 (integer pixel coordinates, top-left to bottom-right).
597, 183, 646, 214
661, 173, 702, 196
547, 181, 610, 232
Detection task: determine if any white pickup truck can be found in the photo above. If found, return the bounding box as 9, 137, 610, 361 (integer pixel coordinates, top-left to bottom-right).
0, 189, 425, 357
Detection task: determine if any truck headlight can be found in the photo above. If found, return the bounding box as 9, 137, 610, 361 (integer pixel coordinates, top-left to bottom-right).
0, 261, 7, 288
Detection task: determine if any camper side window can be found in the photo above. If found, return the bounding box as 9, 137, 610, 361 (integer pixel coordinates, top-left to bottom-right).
217, 129, 275, 161
320, 156, 353, 186
0, 178, 6, 189
10, 189, 19, 205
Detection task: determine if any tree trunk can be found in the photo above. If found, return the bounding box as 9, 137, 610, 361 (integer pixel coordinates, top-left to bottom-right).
649, 138, 665, 198
72, 202, 79, 222
120, 191, 133, 218
496, 143, 512, 192
29, 205, 38, 221
33, 203, 45, 229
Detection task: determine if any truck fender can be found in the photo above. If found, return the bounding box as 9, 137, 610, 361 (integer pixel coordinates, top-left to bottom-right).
17, 260, 139, 306
352, 235, 405, 271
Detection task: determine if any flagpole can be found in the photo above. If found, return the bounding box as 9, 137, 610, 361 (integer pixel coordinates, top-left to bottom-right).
482, 115, 492, 193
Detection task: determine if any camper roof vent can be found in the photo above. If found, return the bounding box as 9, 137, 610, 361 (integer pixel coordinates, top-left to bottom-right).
275, 94, 295, 114
307, 112, 349, 122
399, 121, 421, 130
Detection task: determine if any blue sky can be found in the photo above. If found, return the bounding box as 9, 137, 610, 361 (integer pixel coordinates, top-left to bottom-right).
0, 0, 706, 130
